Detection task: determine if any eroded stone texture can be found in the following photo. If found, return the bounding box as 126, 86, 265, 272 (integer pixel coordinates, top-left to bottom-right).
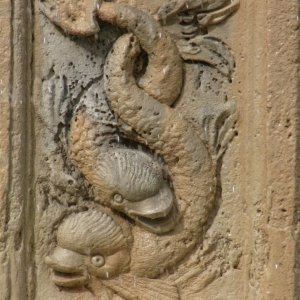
0, 0, 11, 244
0, 1, 12, 298
1, 0, 300, 299
0, 0, 35, 299
40, 0, 100, 35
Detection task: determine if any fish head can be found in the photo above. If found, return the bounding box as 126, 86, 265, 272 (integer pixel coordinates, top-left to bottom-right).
46, 246, 130, 287
99, 149, 179, 234
45, 210, 132, 287
110, 182, 179, 234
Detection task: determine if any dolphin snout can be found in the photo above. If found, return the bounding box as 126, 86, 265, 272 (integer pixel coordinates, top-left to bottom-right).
46, 246, 88, 288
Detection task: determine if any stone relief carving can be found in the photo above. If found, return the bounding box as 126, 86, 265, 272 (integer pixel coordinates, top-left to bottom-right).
46, 209, 132, 286
37, 0, 240, 298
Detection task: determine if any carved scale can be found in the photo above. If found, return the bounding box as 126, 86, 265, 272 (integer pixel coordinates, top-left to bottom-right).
39, 0, 239, 298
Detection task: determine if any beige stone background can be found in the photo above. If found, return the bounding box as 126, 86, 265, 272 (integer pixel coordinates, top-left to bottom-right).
0, 0, 300, 299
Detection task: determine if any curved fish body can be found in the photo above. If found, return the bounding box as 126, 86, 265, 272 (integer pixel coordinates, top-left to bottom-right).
69, 2, 215, 278
69, 81, 177, 234
69, 3, 184, 234
97, 2, 183, 105
104, 32, 215, 277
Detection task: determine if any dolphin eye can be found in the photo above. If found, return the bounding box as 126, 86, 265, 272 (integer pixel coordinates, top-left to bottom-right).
91, 255, 105, 267
113, 193, 124, 204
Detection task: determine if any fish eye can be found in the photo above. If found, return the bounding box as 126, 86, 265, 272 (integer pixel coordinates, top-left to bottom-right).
113, 193, 124, 204
91, 255, 105, 267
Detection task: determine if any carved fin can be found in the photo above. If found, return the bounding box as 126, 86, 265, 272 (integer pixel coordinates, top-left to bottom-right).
157, 0, 230, 21
103, 275, 180, 300
177, 36, 235, 78
157, 0, 239, 41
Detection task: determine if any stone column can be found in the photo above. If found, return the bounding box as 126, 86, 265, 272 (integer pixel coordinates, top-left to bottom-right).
0, 0, 34, 299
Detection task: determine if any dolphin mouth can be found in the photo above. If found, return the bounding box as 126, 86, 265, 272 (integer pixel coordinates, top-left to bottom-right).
134, 205, 179, 234
51, 269, 89, 288
45, 247, 89, 288
124, 183, 179, 234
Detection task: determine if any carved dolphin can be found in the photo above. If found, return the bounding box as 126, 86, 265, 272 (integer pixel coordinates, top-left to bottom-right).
46, 210, 180, 298
68, 4, 183, 234
67, 3, 216, 279
45, 210, 132, 287
45, 209, 179, 300
41, 0, 239, 286
91, 3, 217, 280
69, 87, 178, 234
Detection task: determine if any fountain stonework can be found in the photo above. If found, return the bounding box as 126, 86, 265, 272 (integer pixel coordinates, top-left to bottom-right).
0, 0, 300, 299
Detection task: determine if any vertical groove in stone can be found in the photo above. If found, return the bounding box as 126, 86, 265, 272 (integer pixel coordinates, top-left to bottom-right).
0, 0, 13, 298
4, 0, 35, 298
294, 1, 300, 297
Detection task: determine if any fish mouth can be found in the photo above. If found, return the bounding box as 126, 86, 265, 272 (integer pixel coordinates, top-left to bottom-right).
51, 269, 89, 288
123, 183, 179, 234
134, 205, 179, 234
45, 247, 89, 288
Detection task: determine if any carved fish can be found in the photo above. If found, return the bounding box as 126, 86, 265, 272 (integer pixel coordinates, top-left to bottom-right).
100, 3, 216, 278
64, 2, 216, 279
69, 90, 178, 234
44, 0, 236, 283
68, 4, 184, 234
46, 210, 181, 299
45, 210, 132, 288
39, 0, 240, 296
